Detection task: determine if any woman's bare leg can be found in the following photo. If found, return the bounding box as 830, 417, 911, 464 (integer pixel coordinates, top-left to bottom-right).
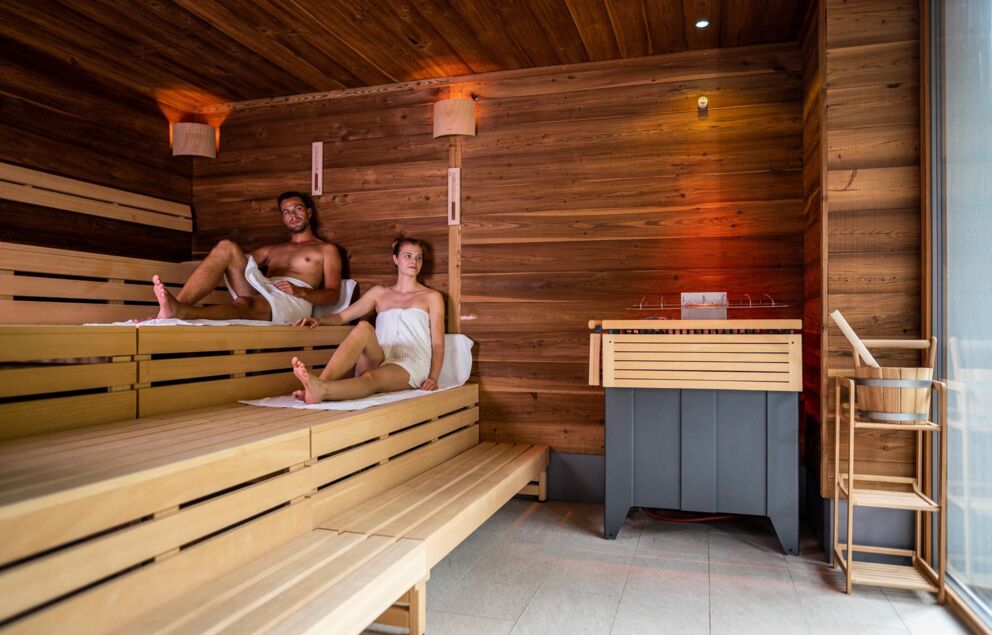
292, 359, 410, 403
317, 321, 384, 380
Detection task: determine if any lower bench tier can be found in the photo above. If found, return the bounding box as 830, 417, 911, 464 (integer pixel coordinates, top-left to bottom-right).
604, 387, 799, 554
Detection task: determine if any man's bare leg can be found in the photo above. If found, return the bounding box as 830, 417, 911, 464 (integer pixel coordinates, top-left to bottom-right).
153, 275, 271, 320
291, 357, 410, 403
175, 239, 254, 305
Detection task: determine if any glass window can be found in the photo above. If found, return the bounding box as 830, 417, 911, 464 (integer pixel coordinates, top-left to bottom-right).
940, 0, 992, 623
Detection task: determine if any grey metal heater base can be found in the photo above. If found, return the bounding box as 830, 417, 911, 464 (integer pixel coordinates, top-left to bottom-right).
604, 388, 799, 555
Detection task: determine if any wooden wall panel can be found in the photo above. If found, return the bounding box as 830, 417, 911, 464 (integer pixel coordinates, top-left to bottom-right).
460, 43, 803, 454
192, 43, 804, 457
0, 38, 191, 261
192, 86, 450, 296
820, 0, 922, 495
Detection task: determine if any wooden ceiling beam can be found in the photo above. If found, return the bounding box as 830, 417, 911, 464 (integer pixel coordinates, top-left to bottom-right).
446, 0, 535, 70
604, 0, 650, 59
362, 0, 475, 78
526, 0, 591, 65
565, 0, 622, 61
491, 0, 564, 67
408, 0, 506, 73
643, 0, 687, 55
172, 0, 347, 92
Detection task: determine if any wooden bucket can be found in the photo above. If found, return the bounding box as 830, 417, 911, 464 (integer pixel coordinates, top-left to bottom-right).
854, 366, 933, 423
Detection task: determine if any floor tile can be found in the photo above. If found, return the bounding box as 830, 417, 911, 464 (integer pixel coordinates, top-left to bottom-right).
884, 589, 972, 634
709, 531, 790, 569
540, 548, 633, 597
610, 600, 709, 634
510, 587, 619, 635
424, 609, 514, 635
622, 554, 710, 612
636, 519, 710, 560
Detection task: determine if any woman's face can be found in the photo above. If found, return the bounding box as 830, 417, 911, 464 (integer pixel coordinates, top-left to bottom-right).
393, 244, 424, 276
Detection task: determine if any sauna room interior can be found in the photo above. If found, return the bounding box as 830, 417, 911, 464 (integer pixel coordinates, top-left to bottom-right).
0, 1, 989, 634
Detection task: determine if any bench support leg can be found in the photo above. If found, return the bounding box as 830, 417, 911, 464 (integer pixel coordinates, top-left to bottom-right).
409, 578, 427, 635
538, 469, 548, 501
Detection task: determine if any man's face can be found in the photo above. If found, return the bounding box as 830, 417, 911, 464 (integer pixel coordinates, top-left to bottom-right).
279, 197, 311, 234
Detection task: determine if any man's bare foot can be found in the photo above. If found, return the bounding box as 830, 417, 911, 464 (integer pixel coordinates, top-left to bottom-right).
152, 275, 181, 319
291, 356, 325, 404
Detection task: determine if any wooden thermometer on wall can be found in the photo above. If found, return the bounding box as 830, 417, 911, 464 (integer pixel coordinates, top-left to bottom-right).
311, 141, 323, 196
448, 167, 460, 225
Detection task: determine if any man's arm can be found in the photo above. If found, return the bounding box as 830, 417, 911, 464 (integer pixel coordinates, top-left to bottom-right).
250, 244, 274, 267
298, 243, 342, 306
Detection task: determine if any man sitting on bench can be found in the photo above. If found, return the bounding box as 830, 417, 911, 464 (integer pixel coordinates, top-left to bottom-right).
149, 191, 342, 322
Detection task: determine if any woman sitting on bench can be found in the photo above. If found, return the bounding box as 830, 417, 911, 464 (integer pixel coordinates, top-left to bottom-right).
290, 237, 444, 402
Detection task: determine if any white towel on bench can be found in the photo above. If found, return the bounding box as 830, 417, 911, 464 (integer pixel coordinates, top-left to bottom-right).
243, 333, 475, 411
101, 318, 277, 326
242, 386, 458, 411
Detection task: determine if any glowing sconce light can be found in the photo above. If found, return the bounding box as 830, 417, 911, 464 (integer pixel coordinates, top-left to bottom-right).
171, 122, 217, 158
695, 19, 710, 28
432, 98, 477, 138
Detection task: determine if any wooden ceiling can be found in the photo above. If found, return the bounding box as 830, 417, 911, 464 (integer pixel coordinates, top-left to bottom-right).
1, 0, 806, 112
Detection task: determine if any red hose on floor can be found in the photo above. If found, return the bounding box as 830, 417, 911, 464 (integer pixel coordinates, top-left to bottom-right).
642, 508, 737, 523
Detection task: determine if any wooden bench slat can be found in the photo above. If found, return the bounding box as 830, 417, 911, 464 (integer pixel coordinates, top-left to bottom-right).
2, 502, 312, 635
138, 326, 350, 354
0, 300, 157, 326
0, 163, 192, 219
311, 385, 480, 455
0, 274, 229, 306
0, 391, 136, 440
0, 468, 311, 621
0, 415, 312, 495
0, 430, 309, 566
311, 425, 480, 527
139, 349, 328, 383
0, 242, 195, 284
266, 537, 424, 635
0, 362, 135, 398
349, 444, 531, 538
405, 446, 549, 567
310, 407, 479, 487
0, 326, 135, 362
317, 442, 498, 531
138, 373, 306, 417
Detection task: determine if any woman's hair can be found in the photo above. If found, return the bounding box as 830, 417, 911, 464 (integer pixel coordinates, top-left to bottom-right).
392, 236, 427, 257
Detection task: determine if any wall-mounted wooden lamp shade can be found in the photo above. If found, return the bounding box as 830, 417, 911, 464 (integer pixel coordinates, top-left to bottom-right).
171, 122, 217, 158
433, 98, 476, 138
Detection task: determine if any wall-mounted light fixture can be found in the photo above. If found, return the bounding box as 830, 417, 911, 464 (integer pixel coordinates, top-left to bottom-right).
433, 98, 477, 138
695, 19, 710, 28
171, 122, 217, 158
697, 96, 709, 110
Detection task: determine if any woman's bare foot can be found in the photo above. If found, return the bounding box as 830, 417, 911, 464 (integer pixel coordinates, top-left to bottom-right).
152, 275, 182, 319
291, 356, 325, 404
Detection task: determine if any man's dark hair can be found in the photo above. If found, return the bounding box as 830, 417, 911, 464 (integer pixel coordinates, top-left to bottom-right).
277, 191, 320, 236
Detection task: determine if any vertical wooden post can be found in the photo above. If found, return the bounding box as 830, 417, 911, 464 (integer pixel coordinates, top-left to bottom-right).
447, 136, 462, 334
409, 578, 427, 635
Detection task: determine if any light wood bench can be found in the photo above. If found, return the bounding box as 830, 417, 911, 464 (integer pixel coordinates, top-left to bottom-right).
0, 232, 548, 633
0, 383, 547, 634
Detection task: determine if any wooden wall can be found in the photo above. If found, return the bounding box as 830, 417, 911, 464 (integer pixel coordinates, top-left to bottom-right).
0, 39, 192, 261
820, 0, 922, 494
194, 43, 805, 456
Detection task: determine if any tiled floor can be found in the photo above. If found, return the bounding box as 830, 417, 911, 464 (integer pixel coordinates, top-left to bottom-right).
364, 499, 971, 635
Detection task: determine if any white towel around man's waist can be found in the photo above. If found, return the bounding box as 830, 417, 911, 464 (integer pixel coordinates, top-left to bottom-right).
227, 256, 313, 324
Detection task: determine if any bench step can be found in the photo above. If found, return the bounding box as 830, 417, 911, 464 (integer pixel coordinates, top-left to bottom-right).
122, 530, 426, 635
321, 442, 549, 568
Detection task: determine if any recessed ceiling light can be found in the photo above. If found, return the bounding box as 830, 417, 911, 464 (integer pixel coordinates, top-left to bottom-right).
695, 19, 710, 28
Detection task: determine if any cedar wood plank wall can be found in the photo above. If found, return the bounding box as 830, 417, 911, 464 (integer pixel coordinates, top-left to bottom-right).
819, 0, 923, 495
192, 44, 805, 456
0, 38, 192, 261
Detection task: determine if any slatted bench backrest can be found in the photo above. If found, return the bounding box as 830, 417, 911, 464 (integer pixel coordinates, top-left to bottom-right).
0, 241, 230, 325
0, 325, 350, 439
